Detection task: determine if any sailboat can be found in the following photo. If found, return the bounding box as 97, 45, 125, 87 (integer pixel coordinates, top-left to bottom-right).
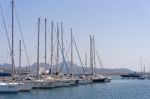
32, 18, 55, 89
48, 23, 78, 88
70, 30, 92, 85
0, 0, 21, 93
89, 35, 106, 83
17, 40, 33, 92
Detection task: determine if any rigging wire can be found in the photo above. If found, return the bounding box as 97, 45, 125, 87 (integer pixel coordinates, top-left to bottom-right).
58, 37, 70, 74
14, 5, 31, 73
0, 4, 11, 51
95, 44, 104, 74
59, 42, 71, 73
73, 35, 86, 75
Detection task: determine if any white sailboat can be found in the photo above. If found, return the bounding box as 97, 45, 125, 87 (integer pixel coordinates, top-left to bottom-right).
17, 40, 32, 91
32, 18, 55, 89
89, 35, 106, 83
0, 0, 22, 93
72, 32, 92, 85
50, 23, 76, 88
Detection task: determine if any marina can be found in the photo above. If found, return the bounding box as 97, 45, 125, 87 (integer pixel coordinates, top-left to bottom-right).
0, 0, 150, 98
0, 0, 111, 93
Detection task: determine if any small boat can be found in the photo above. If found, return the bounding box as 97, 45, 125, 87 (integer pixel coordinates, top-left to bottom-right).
120, 72, 145, 79
120, 72, 140, 77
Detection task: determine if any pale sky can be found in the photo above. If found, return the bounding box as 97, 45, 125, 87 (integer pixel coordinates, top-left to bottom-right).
0, 0, 150, 72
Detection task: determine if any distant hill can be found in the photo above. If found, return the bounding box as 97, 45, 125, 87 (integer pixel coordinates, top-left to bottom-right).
0, 62, 133, 75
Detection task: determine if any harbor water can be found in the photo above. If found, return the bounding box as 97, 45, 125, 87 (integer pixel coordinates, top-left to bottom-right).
0, 78, 150, 99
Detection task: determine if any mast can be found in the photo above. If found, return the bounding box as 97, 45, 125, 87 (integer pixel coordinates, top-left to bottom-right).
61, 22, 64, 56
143, 65, 145, 74
56, 22, 59, 74
61, 22, 64, 72
71, 28, 73, 76
19, 40, 21, 74
50, 21, 54, 75
19, 40, 21, 83
44, 18, 47, 75
90, 35, 93, 75
140, 57, 143, 74
85, 53, 87, 68
11, 0, 14, 79
37, 18, 40, 77
93, 36, 95, 74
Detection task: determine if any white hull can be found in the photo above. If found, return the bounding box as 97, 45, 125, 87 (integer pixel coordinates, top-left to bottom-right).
69, 79, 79, 86
32, 80, 55, 89
0, 82, 19, 93
18, 82, 33, 92
91, 74, 106, 83
54, 80, 70, 87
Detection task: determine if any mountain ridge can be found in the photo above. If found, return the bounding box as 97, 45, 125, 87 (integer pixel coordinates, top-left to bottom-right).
0, 62, 133, 75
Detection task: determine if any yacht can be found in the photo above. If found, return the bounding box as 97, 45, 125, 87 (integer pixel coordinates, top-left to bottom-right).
120, 72, 145, 79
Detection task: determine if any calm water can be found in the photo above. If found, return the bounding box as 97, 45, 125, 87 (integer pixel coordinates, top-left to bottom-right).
0, 79, 150, 99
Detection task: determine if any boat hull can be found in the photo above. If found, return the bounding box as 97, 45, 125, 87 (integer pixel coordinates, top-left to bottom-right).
19, 82, 33, 92
32, 81, 54, 89
92, 78, 106, 83
0, 83, 19, 93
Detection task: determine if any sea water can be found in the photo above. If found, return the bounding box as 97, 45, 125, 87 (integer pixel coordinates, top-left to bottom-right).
0, 79, 150, 99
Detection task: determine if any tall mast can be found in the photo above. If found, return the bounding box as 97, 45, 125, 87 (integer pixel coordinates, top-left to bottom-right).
50, 21, 54, 75
11, 0, 14, 78
61, 22, 64, 71
37, 18, 40, 77
71, 28, 73, 76
93, 36, 95, 74
143, 65, 145, 74
90, 35, 93, 75
140, 57, 143, 73
61, 22, 64, 55
85, 53, 87, 68
19, 40, 21, 74
19, 40, 21, 83
56, 22, 59, 74
44, 19, 47, 75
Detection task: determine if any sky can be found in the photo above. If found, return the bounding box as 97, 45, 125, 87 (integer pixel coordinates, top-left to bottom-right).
0, 0, 150, 72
